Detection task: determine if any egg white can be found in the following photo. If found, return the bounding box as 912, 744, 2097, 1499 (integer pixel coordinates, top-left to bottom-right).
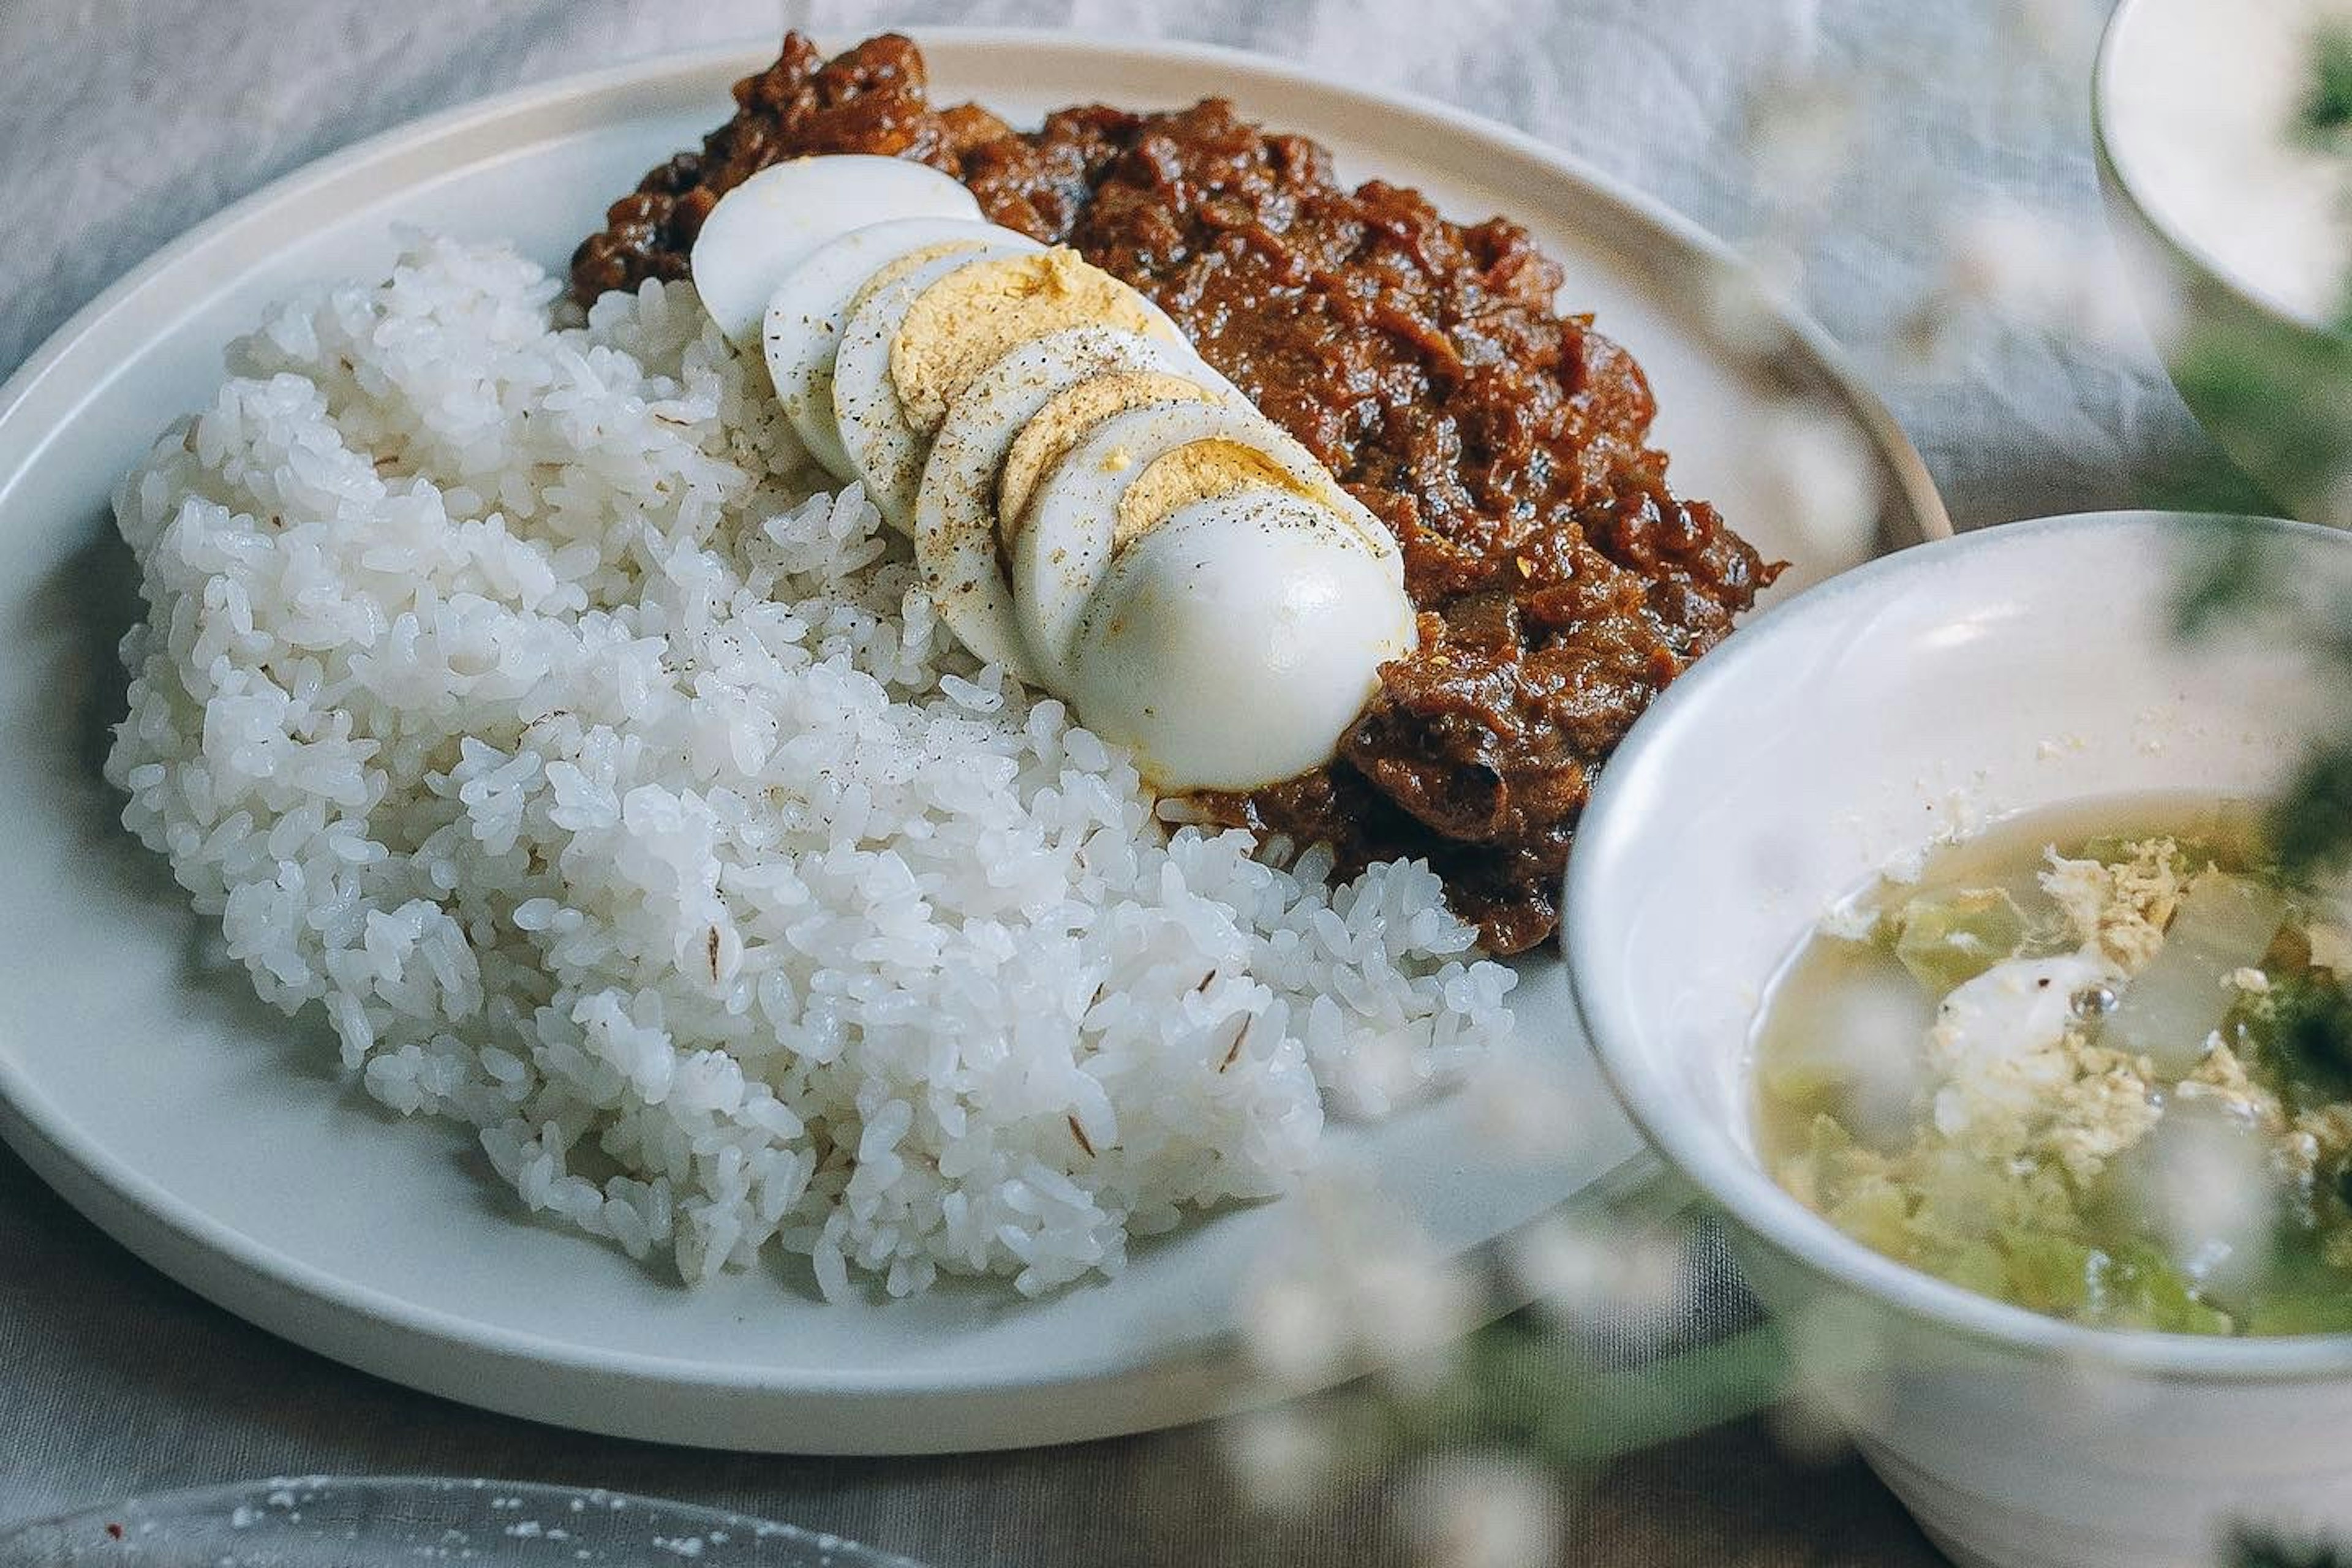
763, 217, 1026, 483
691, 156, 981, 346
1012, 399, 1396, 688
1067, 486, 1416, 791
830, 236, 1046, 528
914, 326, 1229, 680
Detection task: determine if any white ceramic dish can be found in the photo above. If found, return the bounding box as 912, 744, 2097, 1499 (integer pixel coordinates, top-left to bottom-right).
0, 1477, 922, 1567
0, 29, 1944, 1455
1567, 511, 2352, 1568
2095, 0, 2352, 516
2098, 0, 2351, 331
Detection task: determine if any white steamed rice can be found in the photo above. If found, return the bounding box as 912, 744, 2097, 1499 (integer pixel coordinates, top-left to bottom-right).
103, 233, 1518, 1299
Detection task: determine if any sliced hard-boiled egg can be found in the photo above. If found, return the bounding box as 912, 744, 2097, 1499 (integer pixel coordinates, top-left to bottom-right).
763, 217, 1027, 483
1011, 400, 1401, 689
995, 366, 1232, 550
726, 175, 1409, 793
886, 248, 1188, 435
846, 236, 1017, 318
913, 326, 1226, 680
830, 236, 1054, 527
1067, 487, 1417, 791
690, 156, 982, 345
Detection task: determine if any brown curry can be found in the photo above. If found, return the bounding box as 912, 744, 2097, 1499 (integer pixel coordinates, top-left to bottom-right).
573, 32, 1779, 955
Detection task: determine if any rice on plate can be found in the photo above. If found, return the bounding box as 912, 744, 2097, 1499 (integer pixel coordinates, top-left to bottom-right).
103, 234, 1517, 1301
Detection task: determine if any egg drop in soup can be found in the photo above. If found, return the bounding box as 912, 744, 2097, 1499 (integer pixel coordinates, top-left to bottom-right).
1755, 794, 2352, 1336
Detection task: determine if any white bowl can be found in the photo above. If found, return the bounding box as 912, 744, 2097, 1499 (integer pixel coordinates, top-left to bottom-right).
2094, 0, 2352, 518
1566, 511, 2352, 1568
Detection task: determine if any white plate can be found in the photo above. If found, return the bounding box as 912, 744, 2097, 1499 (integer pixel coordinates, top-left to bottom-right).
0, 29, 1946, 1455
0, 1476, 925, 1567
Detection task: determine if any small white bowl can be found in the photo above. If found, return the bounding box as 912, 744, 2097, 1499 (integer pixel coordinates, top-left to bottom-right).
2095, 0, 2352, 517
1567, 511, 2352, 1568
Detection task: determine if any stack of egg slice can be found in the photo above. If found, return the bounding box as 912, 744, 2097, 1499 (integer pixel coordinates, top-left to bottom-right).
692, 154, 1416, 793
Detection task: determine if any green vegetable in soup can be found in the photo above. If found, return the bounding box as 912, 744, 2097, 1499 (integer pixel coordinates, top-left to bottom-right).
1782, 1108, 2236, 1327
2238, 1238, 2352, 1333
2097, 1243, 2236, 1336
1998, 1229, 2098, 1316
1755, 1058, 1847, 1114
1754, 801, 2352, 1340
1890, 887, 2029, 993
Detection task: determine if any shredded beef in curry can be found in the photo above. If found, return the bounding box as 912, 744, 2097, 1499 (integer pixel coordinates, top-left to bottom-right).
573, 32, 1780, 956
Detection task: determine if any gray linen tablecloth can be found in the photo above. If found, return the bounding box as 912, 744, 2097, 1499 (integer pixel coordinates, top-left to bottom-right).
0, 0, 2217, 1561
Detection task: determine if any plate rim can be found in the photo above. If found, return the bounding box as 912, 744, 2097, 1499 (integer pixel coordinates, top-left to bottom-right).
0, 1473, 932, 1568
0, 25, 1945, 1442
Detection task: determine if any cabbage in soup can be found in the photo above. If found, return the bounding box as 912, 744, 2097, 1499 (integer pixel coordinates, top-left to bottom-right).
1754, 796, 2352, 1336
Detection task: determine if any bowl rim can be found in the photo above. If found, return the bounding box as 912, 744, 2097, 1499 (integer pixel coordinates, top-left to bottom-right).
1564, 507, 2352, 1381
2091, 0, 2343, 339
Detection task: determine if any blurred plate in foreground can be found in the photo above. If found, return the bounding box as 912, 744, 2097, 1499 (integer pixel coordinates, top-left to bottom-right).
0, 1477, 925, 1568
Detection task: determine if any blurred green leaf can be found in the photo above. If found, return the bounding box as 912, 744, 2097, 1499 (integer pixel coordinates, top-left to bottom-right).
2268, 737, 2352, 878
2304, 26, 2352, 141
2173, 518, 2286, 636
2169, 321, 2352, 511
2233, 1531, 2352, 1568
1456, 1318, 1792, 1464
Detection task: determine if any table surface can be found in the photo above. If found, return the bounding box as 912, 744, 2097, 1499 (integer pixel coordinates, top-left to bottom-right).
0, 0, 2215, 1562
